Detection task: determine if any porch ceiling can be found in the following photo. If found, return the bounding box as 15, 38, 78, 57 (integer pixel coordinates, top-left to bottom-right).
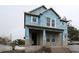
25, 25, 64, 32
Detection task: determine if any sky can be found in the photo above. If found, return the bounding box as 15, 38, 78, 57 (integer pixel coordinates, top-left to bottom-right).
0, 0, 79, 40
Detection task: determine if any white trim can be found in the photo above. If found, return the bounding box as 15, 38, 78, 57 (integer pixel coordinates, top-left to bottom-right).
46, 17, 56, 28
31, 16, 33, 23
50, 18, 56, 28
55, 18, 56, 27
50, 20, 52, 27
36, 17, 38, 23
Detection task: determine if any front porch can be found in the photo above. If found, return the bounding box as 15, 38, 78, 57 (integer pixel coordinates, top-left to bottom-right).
25, 26, 64, 47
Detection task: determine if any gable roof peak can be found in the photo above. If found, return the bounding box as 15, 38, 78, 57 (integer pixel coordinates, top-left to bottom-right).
41, 8, 61, 19
29, 5, 47, 13
49, 8, 53, 10
41, 5, 47, 9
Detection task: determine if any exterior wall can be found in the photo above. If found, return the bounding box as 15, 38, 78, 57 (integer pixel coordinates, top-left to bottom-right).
25, 15, 31, 25
25, 9, 68, 30
46, 32, 62, 47
25, 15, 40, 26
40, 10, 59, 27
24, 6, 68, 47
39, 10, 68, 46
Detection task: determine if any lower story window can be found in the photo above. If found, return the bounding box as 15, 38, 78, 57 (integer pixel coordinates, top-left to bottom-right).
31, 16, 38, 23
52, 38, 55, 42
47, 38, 50, 42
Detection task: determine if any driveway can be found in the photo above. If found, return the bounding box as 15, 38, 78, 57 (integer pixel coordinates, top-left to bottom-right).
0, 45, 25, 52
0, 44, 12, 52
68, 45, 79, 53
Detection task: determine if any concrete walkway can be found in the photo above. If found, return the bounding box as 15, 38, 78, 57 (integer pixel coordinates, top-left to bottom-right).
0, 44, 12, 52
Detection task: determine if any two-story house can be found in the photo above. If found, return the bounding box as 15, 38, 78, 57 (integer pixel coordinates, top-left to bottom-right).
24, 5, 69, 47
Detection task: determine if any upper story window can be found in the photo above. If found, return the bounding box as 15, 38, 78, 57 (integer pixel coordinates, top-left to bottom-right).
62, 22, 64, 25
33, 17, 37, 22
46, 17, 56, 27
47, 17, 50, 26
31, 16, 38, 24
52, 20, 55, 27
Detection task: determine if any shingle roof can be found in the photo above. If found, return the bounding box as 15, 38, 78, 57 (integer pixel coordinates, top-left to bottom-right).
25, 6, 61, 18
24, 5, 69, 22
60, 19, 69, 22
29, 5, 47, 13
24, 12, 39, 17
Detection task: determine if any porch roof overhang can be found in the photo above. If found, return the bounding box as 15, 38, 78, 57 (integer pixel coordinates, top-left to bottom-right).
25, 25, 64, 33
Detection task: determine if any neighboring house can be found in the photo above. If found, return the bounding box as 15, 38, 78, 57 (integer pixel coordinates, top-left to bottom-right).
0, 37, 11, 45
24, 5, 69, 47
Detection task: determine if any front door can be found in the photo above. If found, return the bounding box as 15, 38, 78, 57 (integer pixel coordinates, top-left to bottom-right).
32, 32, 37, 45
52, 35, 56, 46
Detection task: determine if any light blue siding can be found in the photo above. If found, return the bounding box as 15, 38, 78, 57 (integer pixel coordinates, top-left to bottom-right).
25, 10, 67, 30
25, 15, 31, 25
40, 10, 59, 27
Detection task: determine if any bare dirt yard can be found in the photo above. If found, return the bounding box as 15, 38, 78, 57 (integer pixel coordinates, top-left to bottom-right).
0, 45, 25, 53
1, 45, 79, 53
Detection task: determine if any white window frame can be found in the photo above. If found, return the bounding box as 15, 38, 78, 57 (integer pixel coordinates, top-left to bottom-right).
31, 16, 38, 24
50, 18, 56, 27
54, 18, 56, 27
47, 17, 51, 26
46, 17, 56, 27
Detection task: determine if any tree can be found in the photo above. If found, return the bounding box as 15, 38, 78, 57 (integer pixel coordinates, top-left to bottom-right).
68, 25, 79, 41
10, 41, 16, 50
13, 39, 25, 46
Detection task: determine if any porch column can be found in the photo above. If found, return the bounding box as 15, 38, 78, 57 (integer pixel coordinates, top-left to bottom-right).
43, 29, 46, 46
25, 27, 30, 46
61, 32, 63, 46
